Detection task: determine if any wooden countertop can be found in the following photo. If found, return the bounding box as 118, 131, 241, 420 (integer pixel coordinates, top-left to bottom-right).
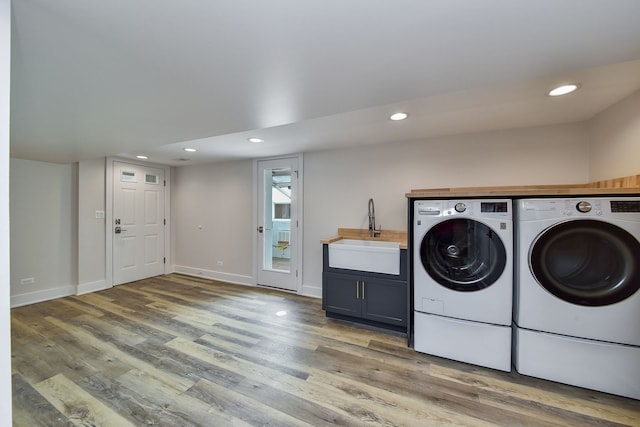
320, 228, 408, 249
406, 185, 640, 199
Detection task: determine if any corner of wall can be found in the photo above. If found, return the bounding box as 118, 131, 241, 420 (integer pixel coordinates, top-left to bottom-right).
588, 89, 640, 181
1, 0, 12, 417
71, 162, 80, 288
76, 280, 110, 296
301, 283, 322, 299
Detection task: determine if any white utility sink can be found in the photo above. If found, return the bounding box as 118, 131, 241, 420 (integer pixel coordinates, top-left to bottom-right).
328, 239, 400, 275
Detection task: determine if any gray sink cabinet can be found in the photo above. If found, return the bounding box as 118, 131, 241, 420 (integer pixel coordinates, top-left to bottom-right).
322, 244, 408, 333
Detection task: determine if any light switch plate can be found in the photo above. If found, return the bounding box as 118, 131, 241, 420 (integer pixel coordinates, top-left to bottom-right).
95, 210, 105, 219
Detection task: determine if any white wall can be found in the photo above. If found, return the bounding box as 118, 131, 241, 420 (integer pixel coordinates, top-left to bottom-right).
77, 158, 107, 293
173, 160, 254, 284
6, 119, 593, 306
171, 122, 589, 296
302, 123, 590, 293
9, 156, 173, 305
10, 159, 78, 306
1, 0, 12, 417
588, 89, 640, 181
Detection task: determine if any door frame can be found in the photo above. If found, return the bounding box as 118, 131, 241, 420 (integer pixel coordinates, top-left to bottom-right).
252, 153, 304, 293
105, 157, 172, 287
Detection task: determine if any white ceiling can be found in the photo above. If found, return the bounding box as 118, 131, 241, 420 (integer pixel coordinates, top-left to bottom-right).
10, 0, 640, 166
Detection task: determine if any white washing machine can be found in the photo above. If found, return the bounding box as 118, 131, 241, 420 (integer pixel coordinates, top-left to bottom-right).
413, 199, 513, 371
514, 197, 640, 399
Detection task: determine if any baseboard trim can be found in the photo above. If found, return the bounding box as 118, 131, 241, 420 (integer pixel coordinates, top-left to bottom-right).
11, 285, 76, 308
302, 284, 322, 299
77, 280, 111, 295
174, 265, 254, 287
173, 266, 321, 299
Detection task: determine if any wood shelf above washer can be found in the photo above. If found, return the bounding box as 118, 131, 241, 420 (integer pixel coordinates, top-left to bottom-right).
406, 174, 640, 199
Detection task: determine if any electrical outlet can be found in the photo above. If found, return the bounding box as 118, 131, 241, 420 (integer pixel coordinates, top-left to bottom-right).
20, 277, 35, 285
217, 260, 224, 266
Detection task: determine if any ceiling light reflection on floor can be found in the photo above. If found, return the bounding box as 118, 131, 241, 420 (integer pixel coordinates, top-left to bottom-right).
548, 84, 580, 97
276, 310, 287, 317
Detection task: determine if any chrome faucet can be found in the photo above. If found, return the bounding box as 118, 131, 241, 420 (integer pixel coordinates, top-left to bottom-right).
368, 198, 381, 237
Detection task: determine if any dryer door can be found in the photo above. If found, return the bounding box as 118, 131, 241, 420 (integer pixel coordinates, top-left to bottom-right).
530, 219, 640, 306
420, 218, 507, 291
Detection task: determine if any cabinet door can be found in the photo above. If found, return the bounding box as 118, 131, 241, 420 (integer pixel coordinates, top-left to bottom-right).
361, 277, 407, 327
322, 272, 361, 317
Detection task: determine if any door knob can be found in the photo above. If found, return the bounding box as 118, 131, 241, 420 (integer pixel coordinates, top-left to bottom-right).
257, 226, 264, 233
115, 227, 128, 234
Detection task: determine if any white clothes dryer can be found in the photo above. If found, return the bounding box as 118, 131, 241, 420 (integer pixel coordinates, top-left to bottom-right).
413, 199, 513, 371
514, 197, 640, 399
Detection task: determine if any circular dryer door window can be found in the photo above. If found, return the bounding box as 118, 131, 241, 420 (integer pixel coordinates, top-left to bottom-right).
420, 218, 507, 291
530, 219, 640, 306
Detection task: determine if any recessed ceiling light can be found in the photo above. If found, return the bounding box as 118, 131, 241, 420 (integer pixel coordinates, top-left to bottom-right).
248, 137, 264, 143
136, 155, 148, 159
390, 112, 408, 121
183, 148, 197, 152
548, 84, 580, 97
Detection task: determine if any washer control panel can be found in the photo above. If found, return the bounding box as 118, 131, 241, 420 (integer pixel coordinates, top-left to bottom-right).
415, 199, 511, 220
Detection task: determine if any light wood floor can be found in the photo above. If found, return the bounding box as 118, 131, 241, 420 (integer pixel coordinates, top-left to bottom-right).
11, 274, 640, 426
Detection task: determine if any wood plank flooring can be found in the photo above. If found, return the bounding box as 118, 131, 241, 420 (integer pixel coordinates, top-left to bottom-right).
11, 274, 640, 426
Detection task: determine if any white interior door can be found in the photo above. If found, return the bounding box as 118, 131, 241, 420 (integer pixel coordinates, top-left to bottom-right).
113, 161, 165, 285
257, 157, 299, 291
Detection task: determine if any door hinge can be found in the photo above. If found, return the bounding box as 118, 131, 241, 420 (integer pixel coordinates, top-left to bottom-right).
163, 257, 166, 264
296, 270, 298, 278
296, 220, 298, 228
294, 170, 298, 178
164, 180, 166, 187
164, 218, 166, 225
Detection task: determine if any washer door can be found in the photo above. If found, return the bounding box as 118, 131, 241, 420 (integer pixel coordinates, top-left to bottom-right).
530, 219, 640, 306
420, 218, 507, 291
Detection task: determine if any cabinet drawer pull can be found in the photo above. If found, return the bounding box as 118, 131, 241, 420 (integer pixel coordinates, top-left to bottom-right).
356, 281, 359, 299
362, 281, 365, 299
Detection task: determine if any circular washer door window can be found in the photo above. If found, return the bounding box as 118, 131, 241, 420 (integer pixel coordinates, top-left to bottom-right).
420, 218, 507, 291
530, 219, 640, 306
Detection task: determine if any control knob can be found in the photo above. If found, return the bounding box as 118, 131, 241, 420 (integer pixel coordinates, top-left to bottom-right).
454, 202, 467, 213
576, 201, 592, 213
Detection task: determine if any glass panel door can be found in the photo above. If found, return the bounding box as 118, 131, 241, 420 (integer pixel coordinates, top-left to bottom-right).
257, 158, 298, 291
264, 167, 291, 273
